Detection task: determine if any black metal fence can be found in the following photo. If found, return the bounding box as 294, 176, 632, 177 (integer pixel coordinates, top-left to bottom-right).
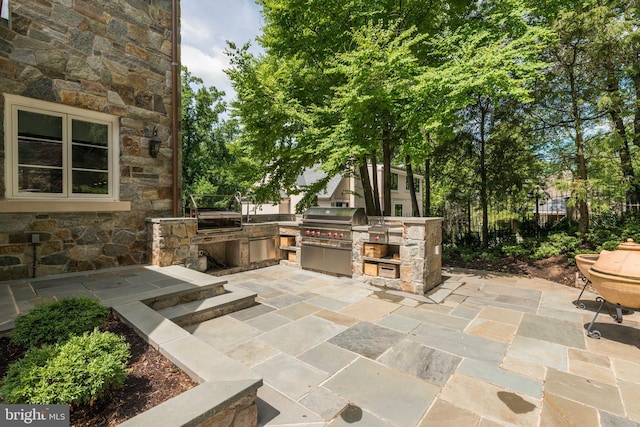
441, 192, 636, 245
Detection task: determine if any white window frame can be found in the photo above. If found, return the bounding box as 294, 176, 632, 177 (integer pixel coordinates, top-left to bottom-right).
4, 94, 120, 202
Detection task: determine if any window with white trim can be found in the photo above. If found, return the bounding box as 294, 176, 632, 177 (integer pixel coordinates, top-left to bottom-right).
4, 94, 120, 200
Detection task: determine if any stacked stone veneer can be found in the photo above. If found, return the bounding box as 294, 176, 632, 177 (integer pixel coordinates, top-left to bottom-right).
0, 0, 177, 280
147, 218, 281, 274
353, 218, 443, 294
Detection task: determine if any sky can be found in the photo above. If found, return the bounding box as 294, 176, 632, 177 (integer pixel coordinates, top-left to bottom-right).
180, 0, 264, 103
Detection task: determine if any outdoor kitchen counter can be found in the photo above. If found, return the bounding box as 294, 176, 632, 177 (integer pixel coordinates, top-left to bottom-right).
352, 217, 443, 295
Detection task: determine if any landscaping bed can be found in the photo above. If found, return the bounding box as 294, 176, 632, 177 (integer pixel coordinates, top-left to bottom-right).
0, 315, 196, 426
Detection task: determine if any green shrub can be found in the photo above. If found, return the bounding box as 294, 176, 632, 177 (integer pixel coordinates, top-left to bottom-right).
11, 297, 109, 348
0, 329, 130, 405
531, 232, 581, 260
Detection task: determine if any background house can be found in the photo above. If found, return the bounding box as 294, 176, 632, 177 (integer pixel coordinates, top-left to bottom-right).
245, 165, 424, 216
0, 0, 180, 279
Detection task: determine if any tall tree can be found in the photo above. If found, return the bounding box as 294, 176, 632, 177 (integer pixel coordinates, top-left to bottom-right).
181, 66, 243, 208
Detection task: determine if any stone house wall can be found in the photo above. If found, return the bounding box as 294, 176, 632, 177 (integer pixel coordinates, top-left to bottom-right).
0, 0, 178, 280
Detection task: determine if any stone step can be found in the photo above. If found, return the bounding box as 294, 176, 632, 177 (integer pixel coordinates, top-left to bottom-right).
157, 287, 257, 327
142, 279, 227, 311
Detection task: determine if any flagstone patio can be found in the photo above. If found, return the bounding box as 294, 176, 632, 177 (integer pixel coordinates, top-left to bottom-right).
2, 264, 640, 426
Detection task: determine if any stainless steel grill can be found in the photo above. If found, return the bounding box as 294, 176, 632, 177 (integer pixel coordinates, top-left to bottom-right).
300, 207, 367, 276
189, 194, 242, 232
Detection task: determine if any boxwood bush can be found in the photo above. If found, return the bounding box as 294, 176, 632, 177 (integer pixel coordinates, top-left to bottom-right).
11, 296, 109, 348
0, 329, 130, 405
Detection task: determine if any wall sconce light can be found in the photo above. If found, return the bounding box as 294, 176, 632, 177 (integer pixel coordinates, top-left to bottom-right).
147, 126, 160, 158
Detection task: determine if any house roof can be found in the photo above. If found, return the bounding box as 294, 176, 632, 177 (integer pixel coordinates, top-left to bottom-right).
295, 168, 343, 199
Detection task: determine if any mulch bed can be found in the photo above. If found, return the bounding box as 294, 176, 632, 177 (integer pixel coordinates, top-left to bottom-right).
0, 316, 197, 426
443, 254, 580, 288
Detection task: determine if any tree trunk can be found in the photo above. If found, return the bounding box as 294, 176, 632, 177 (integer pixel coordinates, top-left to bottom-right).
406, 155, 420, 216
479, 100, 489, 248
604, 62, 640, 205
569, 66, 590, 234
382, 123, 392, 216
358, 157, 377, 215
424, 157, 431, 217
370, 151, 382, 215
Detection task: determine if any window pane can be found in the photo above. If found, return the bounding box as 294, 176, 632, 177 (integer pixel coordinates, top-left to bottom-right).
18, 110, 63, 141
18, 138, 63, 167
72, 171, 108, 194
394, 204, 403, 216
72, 119, 108, 147
391, 173, 398, 190
72, 145, 108, 170
18, 167, 63, 193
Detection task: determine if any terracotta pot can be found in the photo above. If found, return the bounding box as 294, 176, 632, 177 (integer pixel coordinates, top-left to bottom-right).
575, 254, 599, 281
589, 239, 640, 308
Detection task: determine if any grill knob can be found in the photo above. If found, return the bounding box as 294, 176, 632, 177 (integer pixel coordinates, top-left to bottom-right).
338, 233, 343, 238
305, 230, 310, 235
374, 236, 380, 241
315, 231, 321, 236
333, 233, 338, 237
326, 232, 331, 237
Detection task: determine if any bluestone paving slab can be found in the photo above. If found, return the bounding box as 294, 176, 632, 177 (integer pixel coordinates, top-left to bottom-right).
324, 357, 439, 426
337, 297, 400, 322
449, 306, 481, 320
617, 380, 640, 423
245, 311, 292, 331
375, 313, 422, 333
508, 335, 567, 371
329, 406, 394, 427
276, 301, 321, 320
600, 412, 640, 427
540, 392, 600, 427
419, 399, 481, 427
261, 293, 306, 309
92, 283, 160, 301
440, 373, 540, 427
297, 342, 358, 375
536, 305, 585, 323
517, 313, 586, 349
299, 387, 349, 421
305, 295, 351, 311
482, 283, 542, 301
427, 288, 455, 304
409, 323, 507, 365
328, 321, 404, 359
313, 309, 359, 327
568, 358, 616, 385
613, 358, 640, 384
259, 315, 346, 356
394, 305, 471, 331
256, 385, 324, 426
187, 315, 262, 351
377, 339, 461, 386
457, 359, 543, 398
477, 305, 523, 326
465, 317, 518, 344
253, 353, 328, 400
224, 339, 280, 368
544, 368, 625, 416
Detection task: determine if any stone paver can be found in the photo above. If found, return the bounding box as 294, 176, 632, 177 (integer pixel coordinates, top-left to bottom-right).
3, 264, 640, 426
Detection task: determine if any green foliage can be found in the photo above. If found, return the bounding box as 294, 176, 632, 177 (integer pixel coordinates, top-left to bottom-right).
181, 66, 244, 207
584, 212, 640, 251
0, 329, 130, 405
11, 297, 109, 348
531, 233, 581, 260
